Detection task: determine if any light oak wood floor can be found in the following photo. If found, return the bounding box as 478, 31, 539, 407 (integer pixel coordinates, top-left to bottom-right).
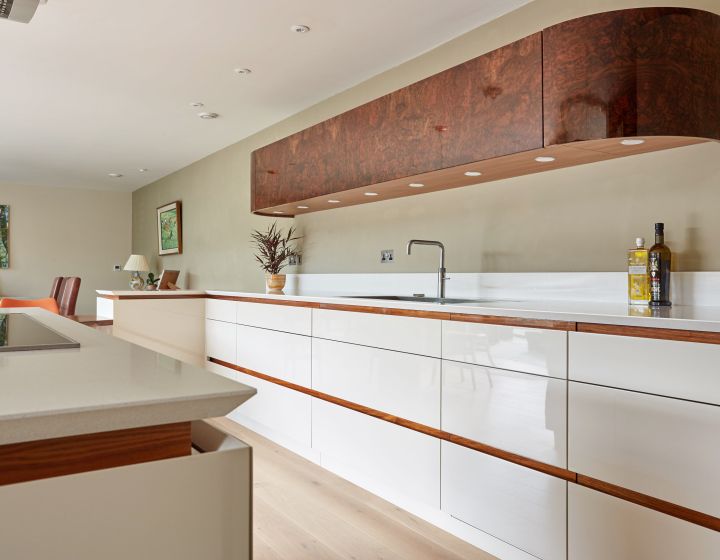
209, 417, 496, 560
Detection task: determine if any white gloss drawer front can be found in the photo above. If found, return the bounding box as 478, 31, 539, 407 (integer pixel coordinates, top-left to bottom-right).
569, 485, 720, 560
312, 308, 441, 357
442, 321, 567, 378
442, 442, 567, 560
312, 338, 441, 427
569, 332, 720, 404
205, 298, 237, 323
442, 360, 567, 467
312, 399, 440, 508
569, 382, 720, 517
236, 301, 311, 336
205, 319, 237, 364
236, 325, 311, 387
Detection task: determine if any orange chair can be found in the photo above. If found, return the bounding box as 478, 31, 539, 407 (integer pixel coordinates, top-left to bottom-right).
0, 297, 60, 314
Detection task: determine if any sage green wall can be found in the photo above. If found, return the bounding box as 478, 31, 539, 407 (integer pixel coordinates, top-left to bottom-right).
132, 0, 720, 291
0, 183, 131, 313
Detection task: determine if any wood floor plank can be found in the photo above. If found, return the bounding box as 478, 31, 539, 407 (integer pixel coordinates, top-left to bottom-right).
208, 417, 495, 560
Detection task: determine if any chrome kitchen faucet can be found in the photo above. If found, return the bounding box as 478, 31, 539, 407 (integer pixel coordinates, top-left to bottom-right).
406, 239, 448, 299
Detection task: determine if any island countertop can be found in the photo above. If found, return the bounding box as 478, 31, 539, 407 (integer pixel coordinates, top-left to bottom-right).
0, 308, 255, 446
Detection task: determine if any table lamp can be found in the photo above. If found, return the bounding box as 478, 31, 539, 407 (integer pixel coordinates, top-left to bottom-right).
123, 254, 150, 290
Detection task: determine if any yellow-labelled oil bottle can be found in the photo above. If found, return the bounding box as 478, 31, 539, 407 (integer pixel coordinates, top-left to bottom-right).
628, 237, 650, 305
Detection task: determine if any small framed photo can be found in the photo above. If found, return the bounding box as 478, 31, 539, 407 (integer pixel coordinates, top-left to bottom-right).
157, 201, 182, 255
158, 269, 180, 290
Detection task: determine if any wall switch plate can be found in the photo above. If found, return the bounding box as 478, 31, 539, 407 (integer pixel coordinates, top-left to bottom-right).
113, 264, 122, 271
380, 249, 394, 263
289, 254, 301, 266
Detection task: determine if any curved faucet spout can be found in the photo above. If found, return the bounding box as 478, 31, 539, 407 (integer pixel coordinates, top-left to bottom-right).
406, 239, 447, 298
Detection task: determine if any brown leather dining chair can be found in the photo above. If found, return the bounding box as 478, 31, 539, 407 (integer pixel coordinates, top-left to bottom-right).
51, 277, 81, 316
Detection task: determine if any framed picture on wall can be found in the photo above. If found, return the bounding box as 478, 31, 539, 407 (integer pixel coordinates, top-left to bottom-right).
0, 205, 9, 269
157, 201, 182, 255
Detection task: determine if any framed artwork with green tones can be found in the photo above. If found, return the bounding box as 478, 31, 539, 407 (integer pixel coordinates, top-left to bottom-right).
0, 205, 9, 269
157, 201, 182, 256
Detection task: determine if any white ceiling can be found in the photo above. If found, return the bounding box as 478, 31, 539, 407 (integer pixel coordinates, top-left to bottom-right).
0, 0, 530, 192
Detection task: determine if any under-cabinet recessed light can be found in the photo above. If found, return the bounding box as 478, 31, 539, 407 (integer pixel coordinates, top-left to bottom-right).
291, 24, 311, 33
108, 173, 123, 178
408, 183, 425, 188
535, 156, 556, 163
190, 102, 204, 108
138, 168, 148, 173
464, 171, 482, 177
364, 192, 379, 196
297, 205, 309, 209
620, 138, 646, 146
327, 199, 340, 204
234, 68, 252, 75
197, 112, 219, 119
273, 211, 284, 214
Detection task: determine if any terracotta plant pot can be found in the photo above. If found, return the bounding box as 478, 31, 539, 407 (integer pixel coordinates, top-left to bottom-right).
265, 273, 286, 293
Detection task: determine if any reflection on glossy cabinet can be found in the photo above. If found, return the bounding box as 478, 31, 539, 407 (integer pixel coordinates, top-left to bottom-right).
236, 301, 311, 336
442, 360, 566, 466
236, 325, 311, 387
205, 319, 236, 365
312, 308, 441, 357
312, 338, 441, 427
205, 299, 237, 323
442, 321, 567, 378
569, 332, 720, 404
229, 370, 312, 455
312, 399, 440, 508
442, 441, 567, 560
568, 484, 720, 560
569, 382, 720, 517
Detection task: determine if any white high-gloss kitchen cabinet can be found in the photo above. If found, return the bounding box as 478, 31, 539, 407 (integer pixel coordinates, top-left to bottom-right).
236, 325, 311, 387
442, 441, 567, 560
236, 301, 311, 336
442, 321, 567, 378
0, 425, 252, 560
312, 308, 441, 357
569, 332, 720, 404
442, 360, 566, 467
312, 338, 441, 427
312, 398, 440, 507
569, 382, 720, 517
205, 319, 236, 364
568, 484, 720, 560
205, 298, 237, 323
206, 359, 237, 381
229, 370, 312, 454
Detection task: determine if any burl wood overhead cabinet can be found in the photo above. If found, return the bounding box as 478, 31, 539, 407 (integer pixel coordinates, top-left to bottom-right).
251, 7, 720, 216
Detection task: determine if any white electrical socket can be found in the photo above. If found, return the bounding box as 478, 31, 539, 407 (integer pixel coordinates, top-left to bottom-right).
380, 249, 394, 263
113, 264, 122, 271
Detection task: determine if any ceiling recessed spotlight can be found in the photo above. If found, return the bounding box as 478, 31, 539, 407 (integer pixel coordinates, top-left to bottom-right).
620, 138, 646, 146
291, 24, 311, 33
190, 102, 204, 108
138, 168, 148, 173
327, 199, 340, 204
197, 112, 219, 119
108, 173, 123, 178
364, 192, 378, 196
534, 156, 556, 163
234, 68, 252, 75
408, 182, 425, 188
273, 211, 284, 214
297, 205, 309, 209
464, 171, 482, 177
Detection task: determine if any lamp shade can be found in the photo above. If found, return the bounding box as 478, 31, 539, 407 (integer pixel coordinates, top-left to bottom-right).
123, 254, 150, 272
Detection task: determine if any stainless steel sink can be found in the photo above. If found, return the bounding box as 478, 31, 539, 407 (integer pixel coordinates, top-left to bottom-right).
343, 295, 485, 305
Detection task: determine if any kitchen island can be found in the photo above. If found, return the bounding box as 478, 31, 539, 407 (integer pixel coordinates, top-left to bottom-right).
0, 308, 256, 560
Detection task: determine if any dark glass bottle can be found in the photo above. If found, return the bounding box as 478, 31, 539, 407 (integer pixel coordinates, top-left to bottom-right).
649, 223, 671, 306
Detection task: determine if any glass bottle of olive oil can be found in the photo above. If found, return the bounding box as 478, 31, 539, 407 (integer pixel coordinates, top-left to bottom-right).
649, 222, 672, 307
628, 237, 650, 305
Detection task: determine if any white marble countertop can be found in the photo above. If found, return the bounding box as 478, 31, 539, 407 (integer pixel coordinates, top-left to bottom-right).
0, 308, 255, 445
206, 290, 720, 333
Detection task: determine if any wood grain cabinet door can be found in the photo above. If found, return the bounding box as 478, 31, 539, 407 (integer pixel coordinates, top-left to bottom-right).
436, 33, 543, 168
543, 8, 720, 146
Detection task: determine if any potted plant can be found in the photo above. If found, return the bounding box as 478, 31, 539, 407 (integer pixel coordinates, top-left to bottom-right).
250, 222, 301, 293
145, 272, 160, 291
